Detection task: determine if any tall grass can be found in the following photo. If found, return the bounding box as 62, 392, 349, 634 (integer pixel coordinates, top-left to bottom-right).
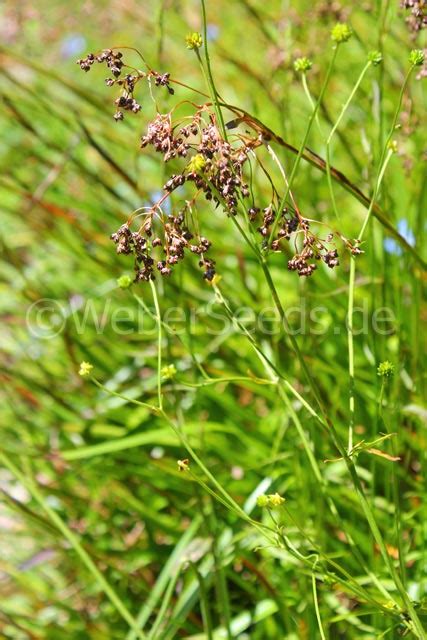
0, 1, 426, 638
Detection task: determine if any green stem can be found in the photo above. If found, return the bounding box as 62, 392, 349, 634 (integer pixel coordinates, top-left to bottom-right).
92, 378, 159, 413
0, 451, 146, 640
347, 149, 393, 452
158, 408, 257, 526
220, 186, 424, 633
347, 64, 415, 452
301, 72, 323, 135
86, 372, 381, 609
269, 45, 339, 244
150, 279, 163, 410
209, 508, 232, 639
192, 564, 214, 640
198, 0, 227, 138
147, 570, 181, 639
343, 69, 425, 639
92, 380, 278, 548
326, 60, 372, 220
312, 558, 327, 640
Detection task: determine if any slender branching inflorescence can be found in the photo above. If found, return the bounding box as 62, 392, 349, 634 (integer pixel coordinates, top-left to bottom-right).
77, 41, 363, 282
74, 30, 427, 639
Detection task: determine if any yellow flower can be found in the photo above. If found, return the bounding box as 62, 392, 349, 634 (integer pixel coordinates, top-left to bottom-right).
187, 154, 206, 174
387, 140, 398, 154
409, 49, 424, 66
268, 493, 285, 507
79, 361, 93, 377
294, 57, 313, 73
161, 364, 177, 380
331, 23, 352, 44
257, 493, 286, 507
377, 361, 395, 378
186, 32, 203, 50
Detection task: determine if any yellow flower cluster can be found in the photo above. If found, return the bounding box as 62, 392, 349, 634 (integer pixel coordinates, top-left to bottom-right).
186, 32, 203, 50
257, 493, 286, 508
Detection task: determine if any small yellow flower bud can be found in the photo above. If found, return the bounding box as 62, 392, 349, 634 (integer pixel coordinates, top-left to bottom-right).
268, 493, 286, 507
161, 364, 177, 380
256, 495, 269, 507
388, 140, 398, 153
186, 32, 203, 50
294, 57, 313, 73
187, 154, 206, 173
331, 23, 352, 44
368, 51, 382, 66
377, 361, 395, 378
409, 49, 425, 66
79, 361, 93, 377
117, 274, 132, 289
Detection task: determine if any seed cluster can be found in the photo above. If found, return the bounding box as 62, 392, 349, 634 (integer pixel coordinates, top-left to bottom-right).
141, 114, 191, 161
141, 113, 252, 216
249, 208, 341, 276
195, 123, 251, 215
77, 49, 174, 121
401, 0, 427, 33
78, 47, 358, 283
153, 72, 175, 95
111, 224, 154, 281
315, 1, 350, 22
77, 49, 124, 75
110, 208, 216, 282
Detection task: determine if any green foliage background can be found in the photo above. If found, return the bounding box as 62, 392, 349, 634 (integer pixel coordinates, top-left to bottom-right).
0, 0, 426, 637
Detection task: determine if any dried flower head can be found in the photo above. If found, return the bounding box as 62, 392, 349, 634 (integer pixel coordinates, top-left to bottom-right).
400, 1, 427, 34
77, 49, 174, 121
177, 459, 190, 472
331, 22, 353, 43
